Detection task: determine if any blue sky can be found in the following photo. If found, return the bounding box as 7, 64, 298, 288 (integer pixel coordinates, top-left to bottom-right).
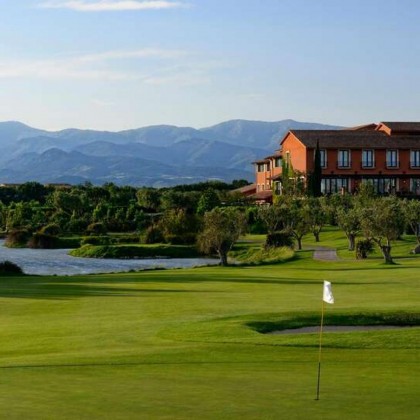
1, 0, 420, 130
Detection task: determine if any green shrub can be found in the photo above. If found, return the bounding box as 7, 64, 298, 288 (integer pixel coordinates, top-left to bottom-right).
28, 233, 59, 249
0, 260, 24, 275
5, 229, 31, 248
356, 239, 374, 259
145, 225, 165, 244
86, 222, 107, 236
165, 233, 197, 245
113, 234, 141, 244
39, 223, 61, 236
70, 244, 200, 259
80, 235, 112, 246
265, 231, 295, 249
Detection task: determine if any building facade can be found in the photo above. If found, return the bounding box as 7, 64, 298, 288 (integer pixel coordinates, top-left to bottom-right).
253, 122, 420, 202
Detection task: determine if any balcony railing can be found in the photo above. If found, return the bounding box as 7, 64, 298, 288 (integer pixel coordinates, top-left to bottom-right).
386, 161, 400, 169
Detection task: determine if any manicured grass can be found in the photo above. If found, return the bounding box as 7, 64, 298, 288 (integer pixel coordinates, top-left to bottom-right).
0, 228, 419, 419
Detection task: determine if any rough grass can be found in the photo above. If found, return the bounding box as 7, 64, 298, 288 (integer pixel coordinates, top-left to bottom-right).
0, 227, 419, 419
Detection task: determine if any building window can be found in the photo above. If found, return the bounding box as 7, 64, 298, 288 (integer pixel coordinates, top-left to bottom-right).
411, 150, 420, 168
362, 149, 375, 168
321, 178, 349, 194
410, 178, 420, 194
257, 163, 265, 172
386, 150, 399, 168
362, 178, 397, 194
274, 157, 282, 167
337, 150, 351, 168
266, 162, 271, 171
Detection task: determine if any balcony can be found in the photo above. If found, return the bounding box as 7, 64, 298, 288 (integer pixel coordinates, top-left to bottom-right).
386, 161, 400, 169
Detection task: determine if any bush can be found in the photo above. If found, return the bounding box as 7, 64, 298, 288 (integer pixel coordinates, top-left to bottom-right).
265, 231, 295, 249
144, 225, 165, 244
113, 234, 141, 244
0, 260, 24, 275
165, 232, 197, 245
356, 239, 374, 259
28, 233, 59, 249
80, 235, 112, 246
86, 222, 107, 236
39, 223, 61, 236
70, 244, 200, 259
5, 229, 31, 248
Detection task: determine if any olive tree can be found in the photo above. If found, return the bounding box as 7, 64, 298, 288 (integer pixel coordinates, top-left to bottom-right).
197, 207, 247, 266
401, 199, 420, 243
336, 206, 360, 251
359, 197, 404, 264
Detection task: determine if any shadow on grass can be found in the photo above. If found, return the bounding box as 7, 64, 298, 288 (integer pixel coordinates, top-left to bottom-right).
0, 277, 223, 300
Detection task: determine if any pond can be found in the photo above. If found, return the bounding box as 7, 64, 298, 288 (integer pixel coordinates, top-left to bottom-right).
0, 240, 218, 276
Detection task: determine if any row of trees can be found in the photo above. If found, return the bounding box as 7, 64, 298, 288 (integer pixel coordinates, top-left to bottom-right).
0, 180, 249, 235
257, 185, 420, 263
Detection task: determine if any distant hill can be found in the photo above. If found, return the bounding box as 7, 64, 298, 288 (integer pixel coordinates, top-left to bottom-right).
0, 119, 341, 186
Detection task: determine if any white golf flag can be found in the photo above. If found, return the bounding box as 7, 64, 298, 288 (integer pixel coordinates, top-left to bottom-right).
323, 281, 334, 304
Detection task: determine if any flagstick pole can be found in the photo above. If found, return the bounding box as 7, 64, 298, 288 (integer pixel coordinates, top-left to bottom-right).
316, 299, 325, 401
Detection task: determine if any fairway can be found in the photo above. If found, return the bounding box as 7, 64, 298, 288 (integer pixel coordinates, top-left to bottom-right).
1, 235, 419, 419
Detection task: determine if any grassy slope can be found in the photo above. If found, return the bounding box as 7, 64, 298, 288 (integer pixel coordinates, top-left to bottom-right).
0, 228, 419, 419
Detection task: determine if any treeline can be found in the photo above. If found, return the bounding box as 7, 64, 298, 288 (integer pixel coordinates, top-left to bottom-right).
0, 180, 249, 243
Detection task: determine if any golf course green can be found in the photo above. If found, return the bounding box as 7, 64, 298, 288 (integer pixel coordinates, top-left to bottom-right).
0, 228, 419, 419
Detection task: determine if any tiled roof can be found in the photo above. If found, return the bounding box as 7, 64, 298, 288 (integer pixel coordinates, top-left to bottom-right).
232, 184, 257, 194
285, 130, 420, 149
344, 123, 378, 131
251, 190, 273, 200
380, 122, 420, 133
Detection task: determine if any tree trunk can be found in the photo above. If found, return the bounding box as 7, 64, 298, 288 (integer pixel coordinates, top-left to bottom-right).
348, 234, 356, 251
297, 237, 302, 250
314, 231, 320, 242
380, 245, 393, 264
218, 250, 228, 266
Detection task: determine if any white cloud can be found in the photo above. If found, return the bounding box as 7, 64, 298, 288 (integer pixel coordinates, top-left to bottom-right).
0, 48, 188, 81
38, 1, 188, 12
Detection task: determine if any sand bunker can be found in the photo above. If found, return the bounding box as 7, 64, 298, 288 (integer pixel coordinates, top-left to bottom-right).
269, 325, 415, 335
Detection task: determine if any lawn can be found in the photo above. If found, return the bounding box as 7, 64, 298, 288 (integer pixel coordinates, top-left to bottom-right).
0, 228, 419, 419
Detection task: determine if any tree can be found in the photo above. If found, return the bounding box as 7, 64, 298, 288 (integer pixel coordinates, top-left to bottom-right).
359, 197, 404, 264
277, 196, 310, 250
304, 197, 327, 242
136, 188, 161, 211
159, 208, 199, 244
401, 199, 420, 243
257, 204, 284, 234
336, 206, 360, 251
197, 208, 247, 266
196, 189, 221, 215
308, 141, 322, 197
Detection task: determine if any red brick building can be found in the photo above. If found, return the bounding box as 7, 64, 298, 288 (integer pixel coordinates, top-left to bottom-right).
252, 122, 420, 202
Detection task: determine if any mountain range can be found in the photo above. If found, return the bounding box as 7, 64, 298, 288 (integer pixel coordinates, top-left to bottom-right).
0, 119, 340, 187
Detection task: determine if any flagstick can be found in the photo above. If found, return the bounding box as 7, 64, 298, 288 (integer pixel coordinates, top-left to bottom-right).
316, 299, 325, 401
